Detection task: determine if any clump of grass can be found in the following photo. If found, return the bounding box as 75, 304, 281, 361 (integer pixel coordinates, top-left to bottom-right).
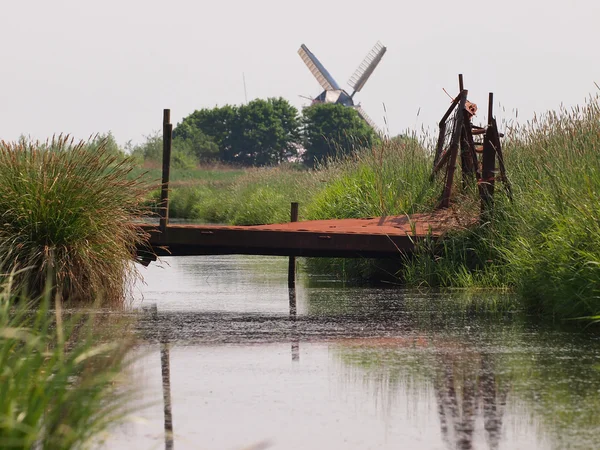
222, 164, 318, 225
0, 135, 150, 305
305, 134, 438, 220
404, 98, 600, 317
0, 276, 135, 449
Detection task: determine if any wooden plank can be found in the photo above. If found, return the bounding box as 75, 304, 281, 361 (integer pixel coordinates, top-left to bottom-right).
137, 210, 473, 260
142, 224, 425, 258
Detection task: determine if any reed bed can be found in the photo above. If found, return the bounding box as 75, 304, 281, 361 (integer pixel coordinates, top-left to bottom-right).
0, 277, 134, 449
0, 136, 150, 305
405, 98, 600, 317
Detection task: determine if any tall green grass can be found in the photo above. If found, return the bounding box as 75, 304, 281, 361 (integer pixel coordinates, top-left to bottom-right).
155, 163, 318, 224
0, 136, 150, 305
405, 98, 600, 317
305, 135, 438, 220
0, 276, 134, 449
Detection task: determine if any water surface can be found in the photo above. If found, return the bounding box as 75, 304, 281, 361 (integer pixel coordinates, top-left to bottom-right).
106, 255, 600, 450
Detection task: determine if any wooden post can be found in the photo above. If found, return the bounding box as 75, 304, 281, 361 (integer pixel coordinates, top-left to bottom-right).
288, 202, 299, 288
289, 284, 299, 361
488, 92, 494, 126
159, 109, 173, 233
481, 93, 496, 217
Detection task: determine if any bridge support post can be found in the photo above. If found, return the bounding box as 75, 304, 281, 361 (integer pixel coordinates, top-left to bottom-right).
159, 109, 173, 233
287, 202, 299, 288
287, 203, 299, 360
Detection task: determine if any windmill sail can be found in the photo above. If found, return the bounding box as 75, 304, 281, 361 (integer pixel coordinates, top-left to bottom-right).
353, 105, 382, 135
298, 44, 341, 92
348, 42, 387, 96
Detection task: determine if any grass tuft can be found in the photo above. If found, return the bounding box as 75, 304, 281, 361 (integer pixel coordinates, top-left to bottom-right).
0, 135, 150, 305
0, 276, 135, 449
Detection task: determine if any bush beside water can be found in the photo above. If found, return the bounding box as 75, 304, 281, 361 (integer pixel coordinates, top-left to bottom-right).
0, 137, 145, 446
0, 136, 149, 305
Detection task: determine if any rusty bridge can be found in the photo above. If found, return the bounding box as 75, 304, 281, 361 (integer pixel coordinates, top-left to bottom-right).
138, 75, 510, 267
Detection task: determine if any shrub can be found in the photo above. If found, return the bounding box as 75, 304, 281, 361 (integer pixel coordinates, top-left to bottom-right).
0, 135, 150, 305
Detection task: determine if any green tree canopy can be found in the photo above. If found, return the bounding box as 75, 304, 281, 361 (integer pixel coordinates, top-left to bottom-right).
174, 105, 235, 162
173, 127, 219, 163
174, 98, 300, 166
87, 132, 124, 157
301, 104, 377, 166
129, 131, 199, 169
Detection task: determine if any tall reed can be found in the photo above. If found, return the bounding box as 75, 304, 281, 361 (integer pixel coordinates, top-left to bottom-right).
404, 97, 600, 317
0, 136, 150, 305
304, 134, 438, 220
0, 276, 135, 449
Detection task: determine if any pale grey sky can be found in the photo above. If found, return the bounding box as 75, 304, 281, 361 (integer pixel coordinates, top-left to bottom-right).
2, 0, 599, 146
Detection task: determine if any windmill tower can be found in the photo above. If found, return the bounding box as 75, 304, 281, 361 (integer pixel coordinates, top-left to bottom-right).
298, 42, 387, 133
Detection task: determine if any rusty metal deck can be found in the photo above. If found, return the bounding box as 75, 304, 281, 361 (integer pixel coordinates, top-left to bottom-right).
141, 210, 469, 258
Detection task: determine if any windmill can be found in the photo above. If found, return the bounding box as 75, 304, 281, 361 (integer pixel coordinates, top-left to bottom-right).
298, 41, 387, 133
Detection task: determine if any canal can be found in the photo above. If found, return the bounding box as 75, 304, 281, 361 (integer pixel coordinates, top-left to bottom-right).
105, 255, 600, 450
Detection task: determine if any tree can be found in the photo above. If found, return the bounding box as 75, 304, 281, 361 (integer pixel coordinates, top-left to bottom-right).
173, 98, 300, 166
174, 105, 237, 163
173, 129, 219, 163
301, 104, 377, 166
129, 131, 198, 169
227, 98, 300, 166
87, 132, 125, 158
129, 131, 162, 162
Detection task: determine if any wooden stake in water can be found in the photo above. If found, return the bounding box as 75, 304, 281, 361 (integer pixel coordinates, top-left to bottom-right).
288, 202, 299, 288
160, 109, 173, 233
288, 204, 299, 360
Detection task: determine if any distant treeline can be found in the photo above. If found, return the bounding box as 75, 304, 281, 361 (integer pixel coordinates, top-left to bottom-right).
130, 98, 379, 168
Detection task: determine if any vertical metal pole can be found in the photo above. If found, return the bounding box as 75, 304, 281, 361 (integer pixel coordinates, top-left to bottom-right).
458, 74, 464, 92
159, 109, 173, 233
288, 202, 300, 361
488, 92, 494, 127
287, 202, 299, 288
481, 93, 496, 218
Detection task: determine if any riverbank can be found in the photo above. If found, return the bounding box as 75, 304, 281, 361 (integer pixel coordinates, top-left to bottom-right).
104, 254, 600, 449
152, 100, 600, 319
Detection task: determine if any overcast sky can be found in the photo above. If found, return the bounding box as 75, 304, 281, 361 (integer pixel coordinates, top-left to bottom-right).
2, 0, 599, 146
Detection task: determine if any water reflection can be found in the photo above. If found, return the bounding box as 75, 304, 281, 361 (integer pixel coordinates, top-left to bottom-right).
288, 287, 299, 362
108, 256, 600, 450
434, 350, 507, 449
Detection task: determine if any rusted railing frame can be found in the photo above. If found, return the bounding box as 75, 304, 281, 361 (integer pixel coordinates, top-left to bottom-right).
438, 90, 468, 209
